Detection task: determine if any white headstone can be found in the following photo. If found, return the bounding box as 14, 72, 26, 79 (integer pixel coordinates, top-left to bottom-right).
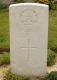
9, 3, 49, 77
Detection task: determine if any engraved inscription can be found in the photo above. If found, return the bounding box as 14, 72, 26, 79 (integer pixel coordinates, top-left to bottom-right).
20, 9, 38, 25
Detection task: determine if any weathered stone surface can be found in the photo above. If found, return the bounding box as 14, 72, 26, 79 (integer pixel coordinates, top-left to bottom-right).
9, 3, 49, 77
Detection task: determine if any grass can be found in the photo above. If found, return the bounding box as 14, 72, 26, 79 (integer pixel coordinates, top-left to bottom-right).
0, 5, 57, 50
43, 71, 57, 80
0, 8, 9, 48
48, 6, 57, 50
47, 49, 56, 66
3, 70, 57, 80
4, 70, 29, 80
0, 52, 10, 65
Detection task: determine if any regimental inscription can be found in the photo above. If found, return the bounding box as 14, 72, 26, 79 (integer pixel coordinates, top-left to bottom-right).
20, 9, 38, 25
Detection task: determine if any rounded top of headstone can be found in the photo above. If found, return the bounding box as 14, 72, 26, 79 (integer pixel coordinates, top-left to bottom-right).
9, 3, 48, 8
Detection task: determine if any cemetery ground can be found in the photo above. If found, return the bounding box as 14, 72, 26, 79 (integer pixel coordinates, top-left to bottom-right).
0, 4, 57, 80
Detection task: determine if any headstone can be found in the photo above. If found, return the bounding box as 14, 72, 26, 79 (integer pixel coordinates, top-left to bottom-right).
54, 0, 57, 3
9, 3, 49, 77
0, 0, 14, 7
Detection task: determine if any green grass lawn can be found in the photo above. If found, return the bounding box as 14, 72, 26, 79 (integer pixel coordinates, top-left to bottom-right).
0, 52, 10, 65
0, 8, 9, 48
0, 5, 57, 52
48, 9, 57, 51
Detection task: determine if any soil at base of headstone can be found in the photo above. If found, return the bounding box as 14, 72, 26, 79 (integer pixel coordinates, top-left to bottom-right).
47, 63, 57, 73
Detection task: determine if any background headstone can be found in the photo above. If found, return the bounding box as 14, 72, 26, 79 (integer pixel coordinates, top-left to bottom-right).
9, 3, 49, 76
0, 0, 14, 7
24, 0, 34, 2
